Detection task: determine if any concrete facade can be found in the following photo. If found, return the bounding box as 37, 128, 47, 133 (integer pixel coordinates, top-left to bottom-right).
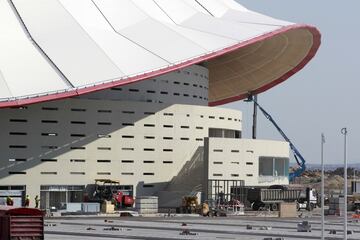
0, 65, 289, 208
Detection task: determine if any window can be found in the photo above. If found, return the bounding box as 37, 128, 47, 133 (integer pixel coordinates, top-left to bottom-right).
143, 184, 154, 188
228, 118, 232, 121
9, 158, 26, 162
213, 149, 223, 152
41, 159, 57, 162
196, 126, 203, 129
9, 145, 27, 149
195, 138, 203, 141
144, 112, 155, 115
70, 134, 85, 137
143, 173, 154, 176
180, 126, 189, 129
246, 150, 254, 153
183, 94, 189, 97
70, 159, 86, 163
122, 148, 134, 151
98, 122, 111, 125
180, 138, 189, 141
122, 111, 135, 114
219, 117, 225, 120
98, 134, 111, 138
213, 162, 223, 164
231, 150, 240, 153
163, 125, 173, 128
97, 172, 111, 175
163, 113, 174, 116
71, 121, 86, 124
98, 109, 112, 113
122, 135, 134, 139
42, 133, 58, 136
111, 87, 122, 91
70, 147, 85, 150
231, 162, 240, 164
231, 174, 239, 177
42, 145, 58, 149
121, 160, 134, 163
9, 171, 26, 175
163, 149, 173, 152
97, 160, 111, 163
246, 174, 253, 177
41, 120, 58, 123
41, 172, 57, 175
174, 81, 180, 85
70, 172, 85, 175
129, 89, 139, 92
122, 123, 134, 126
144, 124, 155, 127
246, 162, 254, 165
97, 147, 111, 150
173, 93, 180, 96
71, 108, 86, 112
143, 160, 155, 163
10, 132, 27, 135
163, 161, 173, 164
121, 172, 134, 175
144, 136, 155, 139
42, 107, 58, 111
160, 91, 168, 95
183, 83, 189, 86
213, 174, 223, 177
147, 90, 156, 93
209, 116, 215, 119
163, 137, 173, 140
144, 148, 155, 151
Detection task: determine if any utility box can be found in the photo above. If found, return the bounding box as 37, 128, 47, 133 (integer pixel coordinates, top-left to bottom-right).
0, 206, 44, 240
279, 202, 297, 218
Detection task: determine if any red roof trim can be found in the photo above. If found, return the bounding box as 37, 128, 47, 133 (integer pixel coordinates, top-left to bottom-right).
0, 24, 320, 108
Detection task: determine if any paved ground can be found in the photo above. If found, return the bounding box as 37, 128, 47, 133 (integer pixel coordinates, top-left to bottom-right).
45, 211, 360, 240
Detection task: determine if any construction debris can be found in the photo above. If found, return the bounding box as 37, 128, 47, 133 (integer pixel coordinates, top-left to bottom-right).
297, 221, 311, 232
179, 229, 196, 235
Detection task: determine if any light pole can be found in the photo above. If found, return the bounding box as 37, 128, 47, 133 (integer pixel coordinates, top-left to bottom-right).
321, 133, 325, 240
341, 127, 348, 240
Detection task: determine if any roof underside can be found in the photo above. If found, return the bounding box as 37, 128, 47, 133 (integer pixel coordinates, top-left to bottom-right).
0, 0, 320, 108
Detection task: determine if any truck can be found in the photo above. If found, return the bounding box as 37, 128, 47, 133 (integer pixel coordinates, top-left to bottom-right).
247, 186, 318, 211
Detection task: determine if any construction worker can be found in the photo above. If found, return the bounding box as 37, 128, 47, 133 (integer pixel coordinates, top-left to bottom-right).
35, 195, 40, 208
6, 196, 13, 206
24, 195, 30, 207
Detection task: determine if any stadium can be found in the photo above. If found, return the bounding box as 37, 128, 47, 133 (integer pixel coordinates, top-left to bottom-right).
0, 0, 320, 209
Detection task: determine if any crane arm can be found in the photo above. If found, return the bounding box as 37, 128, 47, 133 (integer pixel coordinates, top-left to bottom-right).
246, 96, 306, 181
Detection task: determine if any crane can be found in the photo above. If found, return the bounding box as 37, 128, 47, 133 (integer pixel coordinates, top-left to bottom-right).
245, 95, 306, 181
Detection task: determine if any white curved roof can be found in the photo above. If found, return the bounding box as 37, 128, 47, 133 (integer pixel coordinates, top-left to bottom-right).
0, 0, 320, 108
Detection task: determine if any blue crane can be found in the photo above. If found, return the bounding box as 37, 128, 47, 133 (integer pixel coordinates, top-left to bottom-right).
246, 95, 306, 181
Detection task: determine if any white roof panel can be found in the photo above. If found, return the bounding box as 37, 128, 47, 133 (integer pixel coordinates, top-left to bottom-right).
0, 0, 67, 99
13, 0, 124, 87
0, 0, 320, 107
60, 0, 168, 76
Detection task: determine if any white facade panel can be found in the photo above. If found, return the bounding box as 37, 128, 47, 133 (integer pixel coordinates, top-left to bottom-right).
154, 0, 198, 24
92, 0, 148, 30
132, 0, 174, 24
0, 70, 11, 98
206, 138, 289, 186
13, 0, 124, 87
0, 0, 67, 99
60, 0, 168, 76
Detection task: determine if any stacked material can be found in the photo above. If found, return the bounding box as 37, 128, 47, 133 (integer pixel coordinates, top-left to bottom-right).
328, 197, 345, 216
135, 196, 158, 214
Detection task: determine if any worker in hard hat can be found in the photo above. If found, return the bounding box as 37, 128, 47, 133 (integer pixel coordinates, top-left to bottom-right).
24, 195, 30, 207
35, 195, 40, 208
6, 196, 13, 206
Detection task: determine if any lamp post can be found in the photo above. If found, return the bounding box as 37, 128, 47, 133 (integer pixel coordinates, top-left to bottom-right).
341, 127, 348, 240
321, 133, 325, 240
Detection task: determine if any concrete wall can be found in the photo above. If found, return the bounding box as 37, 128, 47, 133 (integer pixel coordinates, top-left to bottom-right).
0, 98, 241, 207
204, 138, 290, 187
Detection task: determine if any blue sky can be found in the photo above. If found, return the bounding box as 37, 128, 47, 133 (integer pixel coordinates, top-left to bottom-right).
227, 1, 360, 164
